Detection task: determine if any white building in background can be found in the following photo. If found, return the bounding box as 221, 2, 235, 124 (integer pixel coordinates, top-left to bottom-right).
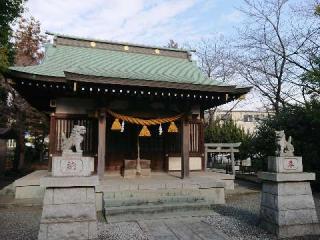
207, 109, 274, 133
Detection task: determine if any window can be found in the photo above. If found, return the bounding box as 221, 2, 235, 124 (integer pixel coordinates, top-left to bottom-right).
243, 114, 254, 122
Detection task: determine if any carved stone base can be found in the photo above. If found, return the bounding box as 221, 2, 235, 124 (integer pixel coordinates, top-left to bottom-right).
52, 153, 94, 177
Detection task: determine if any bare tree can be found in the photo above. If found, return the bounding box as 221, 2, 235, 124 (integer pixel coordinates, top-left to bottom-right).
234, 0, 320, 113
195, 38, 236, 82
167, 39, 179, 49
192, 38, 239, 124
14, 16, 47, 66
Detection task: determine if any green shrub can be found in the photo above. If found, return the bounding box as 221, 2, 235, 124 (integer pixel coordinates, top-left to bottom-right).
205, 119, 254, 160
253, 101, 320, 188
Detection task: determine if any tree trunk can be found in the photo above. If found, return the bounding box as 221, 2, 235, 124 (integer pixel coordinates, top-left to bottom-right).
15, 111, 25, 170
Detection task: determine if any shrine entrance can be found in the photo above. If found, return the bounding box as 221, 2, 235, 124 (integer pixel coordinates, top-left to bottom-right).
105, 109, 182, 176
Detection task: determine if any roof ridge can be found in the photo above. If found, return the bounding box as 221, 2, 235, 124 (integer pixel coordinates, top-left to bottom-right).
46, 31, 195, 53
54, 43, 190, 61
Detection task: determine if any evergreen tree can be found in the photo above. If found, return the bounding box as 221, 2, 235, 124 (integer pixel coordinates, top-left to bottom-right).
253, 101, 320, 188
205, 119, 253, 160
0, 13, 49, 170
0, 0, 25, 72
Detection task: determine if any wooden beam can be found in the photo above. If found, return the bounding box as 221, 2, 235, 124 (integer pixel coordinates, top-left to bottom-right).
181, 118, 190, 179
97, 112, 106, 180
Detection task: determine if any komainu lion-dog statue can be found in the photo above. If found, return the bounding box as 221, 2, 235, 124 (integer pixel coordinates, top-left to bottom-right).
61, 125, 86, 153
275, 130, 294, 157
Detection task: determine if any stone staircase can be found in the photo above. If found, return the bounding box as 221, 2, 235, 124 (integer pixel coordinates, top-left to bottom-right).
103, 188, 224, 222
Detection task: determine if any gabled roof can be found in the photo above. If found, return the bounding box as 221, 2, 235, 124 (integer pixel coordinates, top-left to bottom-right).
8, 33, 250, 94
10, 44, 221, 86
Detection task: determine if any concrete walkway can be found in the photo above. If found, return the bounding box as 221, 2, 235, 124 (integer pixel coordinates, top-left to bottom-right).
137, 217, 229, 240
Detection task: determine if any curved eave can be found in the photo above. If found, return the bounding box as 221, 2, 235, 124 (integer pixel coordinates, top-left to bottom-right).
64, 72, 250, 94
6, 70, 251, 95
5, 70, 65, 82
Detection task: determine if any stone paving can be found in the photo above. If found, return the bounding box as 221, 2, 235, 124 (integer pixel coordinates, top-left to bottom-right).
137, 217, 228, 240
99, 217, 229, 240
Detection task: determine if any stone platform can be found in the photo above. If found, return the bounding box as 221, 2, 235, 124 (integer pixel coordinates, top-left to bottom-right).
14, 170, 47, 199
12, 170, 234, 214
38, 176, 99, 240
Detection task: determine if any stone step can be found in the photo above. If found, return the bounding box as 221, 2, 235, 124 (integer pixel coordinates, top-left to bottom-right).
104, 195, 205, 207
105, 201, 212, 220
103, 188, 203, 200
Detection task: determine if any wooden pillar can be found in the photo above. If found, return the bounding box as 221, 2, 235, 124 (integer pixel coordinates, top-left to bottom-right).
48, 113, 56, 172
97, 112, 106, 180
181, 118, 190, 179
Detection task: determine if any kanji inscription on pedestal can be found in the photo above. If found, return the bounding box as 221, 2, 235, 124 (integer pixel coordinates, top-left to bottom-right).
60, 159, 83, 173
52, 154, 93, 177
284, 158, 298, 170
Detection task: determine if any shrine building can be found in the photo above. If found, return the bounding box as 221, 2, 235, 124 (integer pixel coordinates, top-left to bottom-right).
6, 33, 250, 179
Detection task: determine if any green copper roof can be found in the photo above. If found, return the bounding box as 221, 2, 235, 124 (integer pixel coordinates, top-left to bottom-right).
10, 44, 222, 86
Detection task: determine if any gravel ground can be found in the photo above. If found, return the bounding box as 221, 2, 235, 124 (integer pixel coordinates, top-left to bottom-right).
0, 206, 42, 240
204, 193, 276, 240
204, 192, 320, 240
0, 207, 149, 240
0, 191, 319, 239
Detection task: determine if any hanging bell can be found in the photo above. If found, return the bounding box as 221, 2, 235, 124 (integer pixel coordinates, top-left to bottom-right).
168, 121, 178, 133
111, 118, 121, 131
139, 125, 151, 137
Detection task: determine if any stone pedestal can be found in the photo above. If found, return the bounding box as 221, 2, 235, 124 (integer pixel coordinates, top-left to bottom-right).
259, 156, 319, 238
38, 176, 99, 240
52, 152, 94, 177
268, 156, 303, 173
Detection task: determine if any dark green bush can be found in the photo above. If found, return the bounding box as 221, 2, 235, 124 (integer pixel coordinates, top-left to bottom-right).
253, 101, 320, 188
